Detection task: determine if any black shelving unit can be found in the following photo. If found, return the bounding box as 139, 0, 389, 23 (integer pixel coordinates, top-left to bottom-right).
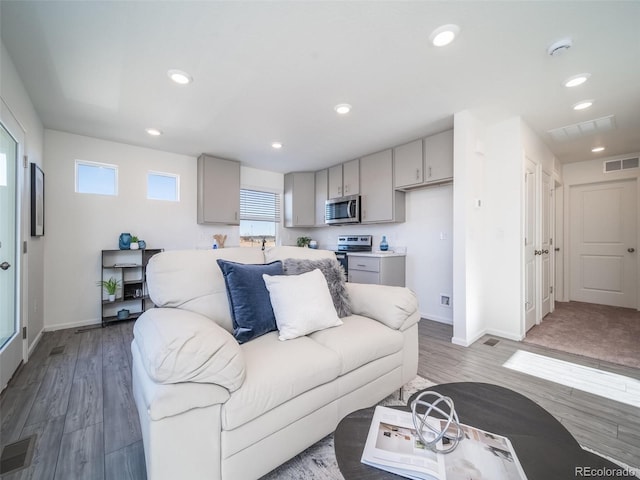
100, 248, 163, 327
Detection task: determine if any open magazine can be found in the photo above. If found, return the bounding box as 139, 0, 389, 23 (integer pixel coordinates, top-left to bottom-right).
361, 406, 528, 480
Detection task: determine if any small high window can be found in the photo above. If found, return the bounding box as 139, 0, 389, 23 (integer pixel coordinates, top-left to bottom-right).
147, 171, 179, 201
75, 160, 117, 195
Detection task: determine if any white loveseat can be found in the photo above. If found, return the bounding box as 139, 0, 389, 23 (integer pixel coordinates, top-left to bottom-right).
131, 246, 419, 480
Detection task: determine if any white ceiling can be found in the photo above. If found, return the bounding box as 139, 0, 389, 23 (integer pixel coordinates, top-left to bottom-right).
2, 1, 639, 173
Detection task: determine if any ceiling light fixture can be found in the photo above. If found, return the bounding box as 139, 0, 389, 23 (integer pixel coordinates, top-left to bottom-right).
271, 142, 283, 149
430, 24, 460, 47
167, 69, 193, 85
146, 128, 162, 136
591, 146, 605, 153
564, 73, 591, 88
334, 104, 352, 115
573, 100, 594, 111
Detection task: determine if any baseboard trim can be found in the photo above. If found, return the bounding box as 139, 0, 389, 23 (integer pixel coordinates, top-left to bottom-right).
27, 328, 44, 358
44, 318, 101, 332
485, 328, 524, 342
451, 328, 486, 347
420, 313, 452, 325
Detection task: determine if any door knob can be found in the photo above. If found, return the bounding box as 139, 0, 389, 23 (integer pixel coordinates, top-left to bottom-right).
628, 248, 636, 253
0, 261, 10, 270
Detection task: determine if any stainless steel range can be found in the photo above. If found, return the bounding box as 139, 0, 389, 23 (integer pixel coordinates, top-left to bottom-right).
335, 235, 372, 278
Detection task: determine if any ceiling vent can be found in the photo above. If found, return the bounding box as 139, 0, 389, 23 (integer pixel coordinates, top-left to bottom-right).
604, 157, 639, 173
547, 115, 616, 142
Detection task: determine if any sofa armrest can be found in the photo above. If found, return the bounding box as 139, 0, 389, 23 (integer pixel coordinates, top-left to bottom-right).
345, 283, 419, 331
133, 308, 245, 391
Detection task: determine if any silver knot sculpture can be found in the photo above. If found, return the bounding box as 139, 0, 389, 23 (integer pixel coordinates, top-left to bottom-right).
410, 390, 465, 454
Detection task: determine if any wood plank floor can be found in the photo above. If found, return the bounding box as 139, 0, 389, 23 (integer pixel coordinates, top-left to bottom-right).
1, 319, 638, 479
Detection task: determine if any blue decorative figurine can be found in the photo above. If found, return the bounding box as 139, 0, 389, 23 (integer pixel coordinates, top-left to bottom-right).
119, 232, 132, 250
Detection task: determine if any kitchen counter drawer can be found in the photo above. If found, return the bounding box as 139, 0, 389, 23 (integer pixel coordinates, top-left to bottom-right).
348, 256, 380, 272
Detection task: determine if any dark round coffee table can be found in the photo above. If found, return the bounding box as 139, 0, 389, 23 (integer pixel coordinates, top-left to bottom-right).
334, 382, 637, 479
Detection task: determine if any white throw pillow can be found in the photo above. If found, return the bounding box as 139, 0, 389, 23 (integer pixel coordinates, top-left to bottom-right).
263, 268, 343, 340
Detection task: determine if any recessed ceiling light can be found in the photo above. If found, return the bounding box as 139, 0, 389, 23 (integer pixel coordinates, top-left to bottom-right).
591, 146, 605, 153
146, 128, 162, 136
564, 73, 591, 88
167, 69, 193, 85
334, 104, 352, 115
430, 24, 460, 47
271, 142, 283, 149
573, 100, 593, 111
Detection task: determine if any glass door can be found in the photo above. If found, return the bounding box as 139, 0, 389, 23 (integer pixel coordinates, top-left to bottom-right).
0, 119, 21, 390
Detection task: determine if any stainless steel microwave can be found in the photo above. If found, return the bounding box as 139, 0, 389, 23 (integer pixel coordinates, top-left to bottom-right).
325, 195, 360, 225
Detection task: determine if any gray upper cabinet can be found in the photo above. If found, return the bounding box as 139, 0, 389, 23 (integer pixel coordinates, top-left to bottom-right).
424, 129, 453, 184
393, 129, 453, 191
328, 159, 359, 198
315, 169, 329, 226
197, 154, 240, 225
284, 172, 315, 227
394, 139, 423, 189
360, 149, 405, 224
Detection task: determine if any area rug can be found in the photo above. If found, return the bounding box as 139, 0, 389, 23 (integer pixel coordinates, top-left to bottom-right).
260, 376, 435, 479
524, 301, 640, 369
260, 376, 637, 479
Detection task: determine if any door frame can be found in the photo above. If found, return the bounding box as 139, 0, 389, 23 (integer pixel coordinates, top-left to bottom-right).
0, 98, 27, 389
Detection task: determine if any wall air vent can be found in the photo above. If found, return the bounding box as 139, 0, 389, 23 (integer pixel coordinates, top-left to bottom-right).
604, 157, 639, 173
547, 115, 616, 142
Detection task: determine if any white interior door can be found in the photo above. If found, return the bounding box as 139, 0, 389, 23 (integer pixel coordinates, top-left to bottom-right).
570, 179, 637, 308
0, 118, 22, 390
540, 171, 552, 317
524, 159, 537, 331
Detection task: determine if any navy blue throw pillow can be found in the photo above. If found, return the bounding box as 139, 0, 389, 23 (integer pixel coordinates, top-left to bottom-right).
216, 259, 283, 343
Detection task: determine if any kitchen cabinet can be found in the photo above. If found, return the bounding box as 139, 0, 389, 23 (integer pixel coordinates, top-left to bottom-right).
394, 139, 423, 189
360, 149, 405, 223
197, 154, 240, 225
424, 129, 453, 185
328, 159, 359, 198
348, 253, 406, 287
393, 129, 453, 191
284, 172, 315, 227
315, 169, 329, 226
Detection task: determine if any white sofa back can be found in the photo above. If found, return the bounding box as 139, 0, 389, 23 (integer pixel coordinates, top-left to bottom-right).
146, 246, 336, 333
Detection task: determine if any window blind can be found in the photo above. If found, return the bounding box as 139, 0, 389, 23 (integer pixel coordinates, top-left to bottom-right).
240, 189, 281, 222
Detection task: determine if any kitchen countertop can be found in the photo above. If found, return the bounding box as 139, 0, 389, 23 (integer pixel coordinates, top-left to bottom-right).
346, 251, 406, 258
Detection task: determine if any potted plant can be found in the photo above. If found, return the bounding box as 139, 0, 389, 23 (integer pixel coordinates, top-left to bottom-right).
97, 277, 121, 302
296, 236, 312, 248
130, 236, 140, 250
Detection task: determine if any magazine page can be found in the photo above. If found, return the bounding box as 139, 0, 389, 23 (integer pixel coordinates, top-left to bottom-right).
361, 405, 446, 480
439, 421, 528, 480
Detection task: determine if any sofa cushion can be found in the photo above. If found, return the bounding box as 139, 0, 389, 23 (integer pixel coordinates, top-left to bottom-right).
263, 269, 343, 341
283, 258, 351, 317
217, 259, 283, 343
133, 308, 245, 390
309, 315, 404, 375
345, 282, 419, 331
145, 248, 265, 333
221, 332, 341, 430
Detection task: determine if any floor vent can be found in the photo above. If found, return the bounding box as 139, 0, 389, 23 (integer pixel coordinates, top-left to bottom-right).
484, 338, 500, 347
49, 346, 65, 356
0, 435, 36, 474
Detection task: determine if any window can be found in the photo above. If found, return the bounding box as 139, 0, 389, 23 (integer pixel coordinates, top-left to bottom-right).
239, 189, 281, 248
147, 171, 179, 201
75, 160, 117, 195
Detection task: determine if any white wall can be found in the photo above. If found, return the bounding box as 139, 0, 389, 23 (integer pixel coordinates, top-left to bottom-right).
288, 184, 454, 323
561, 152, 640, 302
1, 42, 45, 353
43, 130, 282, 329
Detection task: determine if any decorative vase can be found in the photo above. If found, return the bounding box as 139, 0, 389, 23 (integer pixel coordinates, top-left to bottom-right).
380, 236, 389, 251
119, 233, 132, 250
108, 294, 116, 302
138, 240, 146, 249
130, 242, 139, 250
